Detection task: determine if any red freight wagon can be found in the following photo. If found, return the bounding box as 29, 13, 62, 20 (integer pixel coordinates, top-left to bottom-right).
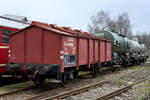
7, 23, 112, 85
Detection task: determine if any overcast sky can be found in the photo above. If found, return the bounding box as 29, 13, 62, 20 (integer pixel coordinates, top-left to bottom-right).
0, 0, 149, 34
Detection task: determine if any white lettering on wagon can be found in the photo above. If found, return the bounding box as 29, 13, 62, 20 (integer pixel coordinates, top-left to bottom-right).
68, 37, 74, 42
64, 42, 74, 47
66, 43, 74, 47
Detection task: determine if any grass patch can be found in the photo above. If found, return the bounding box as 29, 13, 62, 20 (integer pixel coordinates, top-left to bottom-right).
128, 65, 146, 71
136, 79, 150, 100
78, 71, 91, 76
114, 80, 124, 86
141, 80, 150, 95
147, 57, 150, 62
0, 81, 34, 94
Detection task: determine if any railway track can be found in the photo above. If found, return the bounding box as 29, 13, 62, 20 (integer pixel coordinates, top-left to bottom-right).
0, 86, 31, 100
97, 78, 148, 100
25, 81, 107, 100
0, 73, 91, 99
24, 68, 125, 100
0, 64, 149, 100
0, 68, 119, 100
0, 73, 101, 100
26, 78, 148, 100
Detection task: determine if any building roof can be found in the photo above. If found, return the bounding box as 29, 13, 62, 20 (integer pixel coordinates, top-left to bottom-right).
1, 14, 28, 22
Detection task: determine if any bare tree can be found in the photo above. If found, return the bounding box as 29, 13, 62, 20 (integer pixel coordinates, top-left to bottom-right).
87, 10, 111, 33
116, 13, 133, 39
136, 31, 150, 48
88, 10, 133, 39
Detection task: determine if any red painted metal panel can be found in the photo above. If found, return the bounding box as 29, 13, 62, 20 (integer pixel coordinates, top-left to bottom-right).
98, 41, 100, 63
79, 38, 88, 65
0, 67, 5, 73
62, 36, 77, 70
95, 40, 99, 62
9, 31, 25, 63
100, 40, 106, 62
89, 39, 94, 63
76, 38, 79, 70
25, 27, 42, 63
10, 26, 66, 72
0, 48, 8, 64
43, 30, 62, 64
10, 27, 63, 65
106, 42, 112, 62
63, 36, 77, 55
59, 37, 64, 72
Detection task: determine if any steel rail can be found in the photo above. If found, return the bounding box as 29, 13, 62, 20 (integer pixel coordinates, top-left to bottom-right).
25, 81, 107, 100
0, 87, 31, 98
25, 87, 65, 100
25, 73, 93, 100
43, 81, 106, 100
29, 78, 147, 100
96, 78, 148, 100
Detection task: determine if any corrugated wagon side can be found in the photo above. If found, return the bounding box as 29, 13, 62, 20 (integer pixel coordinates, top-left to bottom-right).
6, 23, 112, 85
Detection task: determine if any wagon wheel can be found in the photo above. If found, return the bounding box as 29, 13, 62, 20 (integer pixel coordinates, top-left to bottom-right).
138, 61, 141, 65
96, 65, 102, 75
123, 61, 128, 69
33, 73, 45, 86
91, 66, 97, 78
73, 71, 79, 79
111, 65, 115, 72
61, 72, 68, 86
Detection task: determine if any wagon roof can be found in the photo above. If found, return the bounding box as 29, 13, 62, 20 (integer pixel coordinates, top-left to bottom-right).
10, 22, 111, 42
1, 14, 29, 23
31, 21, 98, 39
10, 24, 77, 37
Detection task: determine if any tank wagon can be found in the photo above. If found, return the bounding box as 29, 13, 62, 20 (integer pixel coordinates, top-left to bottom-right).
128, 40, 147, 64
6, 22, 112, 85
0, 14, 30, 76
96, 30, 147, 67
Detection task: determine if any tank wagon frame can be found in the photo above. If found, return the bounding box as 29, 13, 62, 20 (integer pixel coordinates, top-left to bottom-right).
96, 30, 147, 68
6, 22, 112, 85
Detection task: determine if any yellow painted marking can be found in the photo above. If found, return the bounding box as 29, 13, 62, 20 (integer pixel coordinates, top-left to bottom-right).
0, 64, 6, 66
0, 46, 9, 49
